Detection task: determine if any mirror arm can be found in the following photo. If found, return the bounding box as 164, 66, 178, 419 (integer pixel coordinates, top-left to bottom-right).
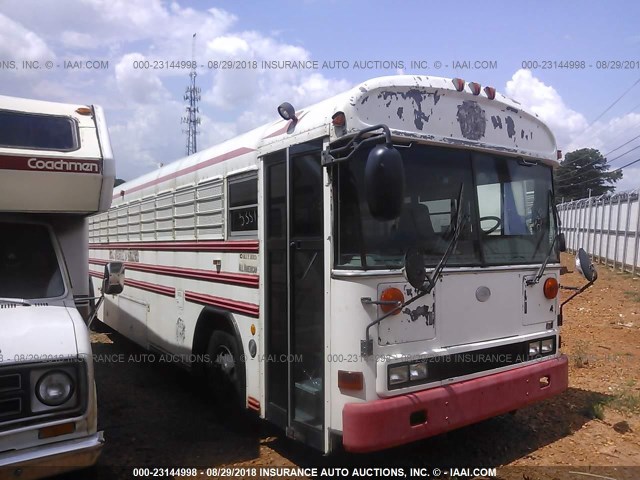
86, 293, 105, 330
558, 278, 596, 326
322, 124, 392, 167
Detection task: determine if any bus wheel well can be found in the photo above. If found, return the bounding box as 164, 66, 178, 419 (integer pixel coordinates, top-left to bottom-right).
192, 307, 242, 376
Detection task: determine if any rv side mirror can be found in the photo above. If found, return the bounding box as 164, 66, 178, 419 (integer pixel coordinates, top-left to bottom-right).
558, 233, 566, 252
575, 248, 597, 283
103, 262, 125, 295
364, 144, 404, 221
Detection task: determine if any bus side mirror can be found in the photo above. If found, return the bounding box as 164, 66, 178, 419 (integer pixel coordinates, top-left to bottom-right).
558, 233, 566, 252
103, 262, 125, 295
364, 144, 404, 221
404, 247, 427, 291
576, 248, 597, 283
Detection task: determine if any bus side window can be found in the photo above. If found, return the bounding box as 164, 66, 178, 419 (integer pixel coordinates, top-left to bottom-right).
228, 173, 258, 237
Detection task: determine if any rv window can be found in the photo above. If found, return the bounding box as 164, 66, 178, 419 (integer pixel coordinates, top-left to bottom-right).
0, 110, 78, 151
0, 223, 65, 299
228, 174, 258, 236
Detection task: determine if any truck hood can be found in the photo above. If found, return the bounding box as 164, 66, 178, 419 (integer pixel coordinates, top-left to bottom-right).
0, 305, 78, 364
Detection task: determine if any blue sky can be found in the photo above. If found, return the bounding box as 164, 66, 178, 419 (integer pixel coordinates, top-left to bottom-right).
1, 0, 639, 190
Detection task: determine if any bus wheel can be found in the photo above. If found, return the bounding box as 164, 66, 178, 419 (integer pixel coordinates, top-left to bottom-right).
206, 330, 245, 411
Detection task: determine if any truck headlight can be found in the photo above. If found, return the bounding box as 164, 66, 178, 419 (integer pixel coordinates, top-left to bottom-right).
389, 365, 409, 386
36, 371, 75, 406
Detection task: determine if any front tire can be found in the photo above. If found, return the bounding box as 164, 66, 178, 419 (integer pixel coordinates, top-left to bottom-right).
205, 330, 246, 411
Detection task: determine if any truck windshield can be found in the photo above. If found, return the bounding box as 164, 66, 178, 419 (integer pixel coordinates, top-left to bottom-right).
0, 223, 65, 299
335, 144, 557, 269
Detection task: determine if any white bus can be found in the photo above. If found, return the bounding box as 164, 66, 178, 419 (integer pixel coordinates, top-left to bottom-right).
89, 75, 594, 453
0, 95, 124, 476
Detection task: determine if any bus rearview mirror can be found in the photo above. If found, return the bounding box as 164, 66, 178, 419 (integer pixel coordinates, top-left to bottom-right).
575, 248, 597, 283
364, 144, 404, 221
103, 262, 126, 295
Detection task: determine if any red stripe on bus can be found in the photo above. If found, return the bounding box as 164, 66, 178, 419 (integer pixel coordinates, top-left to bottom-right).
113, 147, 255, 198
90, 269, 258, 317
185, 291, 259, 318
247, 396, 260, 412
91, 270, 176, 297
89, 240, 259, 253
88, 258, 259, 288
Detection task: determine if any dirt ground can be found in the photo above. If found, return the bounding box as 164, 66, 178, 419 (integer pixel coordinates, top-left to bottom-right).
57, 252, 640, 479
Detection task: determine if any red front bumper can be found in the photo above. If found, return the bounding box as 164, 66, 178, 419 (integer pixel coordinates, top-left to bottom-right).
342, 355, 568, 452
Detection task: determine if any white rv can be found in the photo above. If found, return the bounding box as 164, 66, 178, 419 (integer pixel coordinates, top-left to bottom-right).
0, 95, 123, 477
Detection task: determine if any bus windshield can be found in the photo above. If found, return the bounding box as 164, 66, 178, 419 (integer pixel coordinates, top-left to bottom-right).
335, 144, 558, 269
0, 222, 65, 299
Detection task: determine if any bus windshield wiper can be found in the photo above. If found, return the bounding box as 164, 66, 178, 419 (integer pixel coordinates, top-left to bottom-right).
0, 297, 32, 306
527, 191, 561, 286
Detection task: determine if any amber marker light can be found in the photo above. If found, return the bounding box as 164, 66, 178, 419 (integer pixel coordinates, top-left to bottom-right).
543, 277, 559, 299
39, 422, 75, 439
380, 287, 404, 315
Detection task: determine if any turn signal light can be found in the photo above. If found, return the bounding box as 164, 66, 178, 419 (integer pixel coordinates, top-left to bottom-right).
469, 82, 481, 95
380, 287, 404, 314
332, 111, 346, 126
543, 277, 559, 299
338, 370, 363, 391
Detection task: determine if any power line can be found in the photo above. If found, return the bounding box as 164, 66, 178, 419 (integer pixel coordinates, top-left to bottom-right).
556, 76, 640, 168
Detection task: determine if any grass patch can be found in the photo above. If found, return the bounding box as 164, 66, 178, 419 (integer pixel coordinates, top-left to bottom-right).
623, 290, 640, 302
573, 340, 590, 368
609, 389, 640, 414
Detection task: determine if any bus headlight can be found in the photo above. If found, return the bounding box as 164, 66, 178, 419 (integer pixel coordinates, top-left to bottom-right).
541, 338, 554, 354
389, 365, 409, 385
36, 371, 75, 406
409, 362, 428, 381
528, 341, 541, 357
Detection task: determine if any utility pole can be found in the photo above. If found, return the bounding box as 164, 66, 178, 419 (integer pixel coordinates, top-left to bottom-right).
182, 33, 201, 155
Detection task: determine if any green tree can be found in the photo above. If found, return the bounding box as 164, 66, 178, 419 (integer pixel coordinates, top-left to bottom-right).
554, 148, 622, 201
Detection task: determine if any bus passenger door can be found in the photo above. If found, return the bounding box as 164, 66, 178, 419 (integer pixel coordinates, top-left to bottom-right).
264, 139, 325, 450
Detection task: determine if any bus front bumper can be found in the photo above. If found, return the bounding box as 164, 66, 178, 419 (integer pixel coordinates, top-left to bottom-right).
0, 431, 104, 480
342, 355, 568, 452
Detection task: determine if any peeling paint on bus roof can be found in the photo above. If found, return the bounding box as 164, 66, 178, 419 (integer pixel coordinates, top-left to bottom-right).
491, 115, 503, 130
456, 100, 486, 141
505, 116, 516, 139
377, 88, 437, 131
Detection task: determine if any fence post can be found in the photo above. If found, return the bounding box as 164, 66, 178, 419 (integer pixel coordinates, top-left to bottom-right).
622, 193, 633, 273
605, 198, 613, 268
633, 191, 640, 276
598, 196, 606, 263
613, 195, 622, 270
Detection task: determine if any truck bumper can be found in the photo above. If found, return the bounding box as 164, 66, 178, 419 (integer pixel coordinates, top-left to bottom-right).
0, 431, 104, 480
343, 355, 568, 452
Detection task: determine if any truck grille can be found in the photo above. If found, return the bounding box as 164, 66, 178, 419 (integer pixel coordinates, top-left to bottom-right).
0, 362, 86, 430
0, 372, 27, 421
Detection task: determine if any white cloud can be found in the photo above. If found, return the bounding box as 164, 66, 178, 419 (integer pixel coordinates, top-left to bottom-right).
114, 53, 171, 105
505, 69, 588, 150
0, 2, 353, 182
0, 14, 54, 60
